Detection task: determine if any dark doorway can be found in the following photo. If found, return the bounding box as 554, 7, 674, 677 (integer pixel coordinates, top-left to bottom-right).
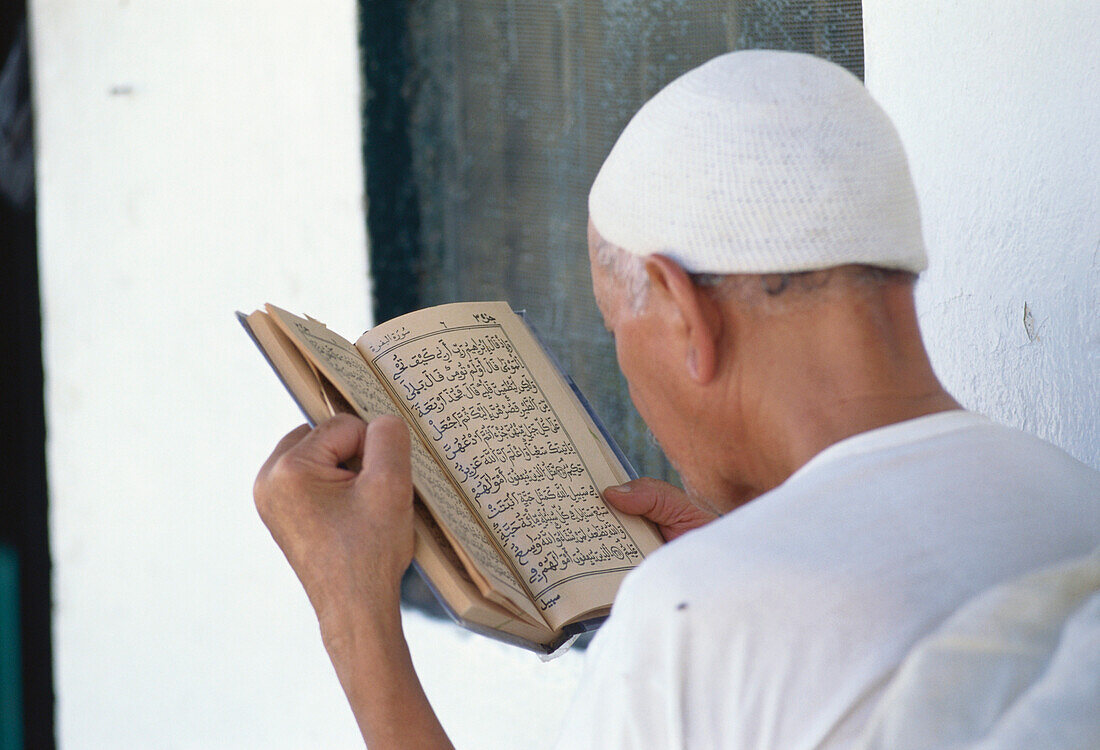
0, 4, 54, 748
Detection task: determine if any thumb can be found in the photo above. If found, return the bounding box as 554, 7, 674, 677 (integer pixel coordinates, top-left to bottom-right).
355, 415, 413, 516
603, 477, 717, 542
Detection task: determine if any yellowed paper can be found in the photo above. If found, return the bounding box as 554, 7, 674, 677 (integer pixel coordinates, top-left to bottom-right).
357, 302, 662, 631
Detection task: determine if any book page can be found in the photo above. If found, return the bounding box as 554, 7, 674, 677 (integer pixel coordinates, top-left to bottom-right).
241, 311, 336, 426
411, 503, 559, 648
357, 302, 663, 631
263, 306, 543, 625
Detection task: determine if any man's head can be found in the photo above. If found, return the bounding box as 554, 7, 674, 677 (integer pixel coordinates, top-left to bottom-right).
588, 51, 955, 511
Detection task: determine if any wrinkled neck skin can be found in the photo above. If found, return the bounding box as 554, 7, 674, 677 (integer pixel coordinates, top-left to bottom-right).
673, 278, 961, 515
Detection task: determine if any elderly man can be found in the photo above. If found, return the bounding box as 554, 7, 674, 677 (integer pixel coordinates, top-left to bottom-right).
254, 51, 1100, 749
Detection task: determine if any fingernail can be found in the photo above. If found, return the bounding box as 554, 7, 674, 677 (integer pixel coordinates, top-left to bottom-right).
606, 484, 631, 494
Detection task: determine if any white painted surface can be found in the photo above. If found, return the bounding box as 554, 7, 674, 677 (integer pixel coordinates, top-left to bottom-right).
864, 1, 1099, 470
30, 2, 583, 748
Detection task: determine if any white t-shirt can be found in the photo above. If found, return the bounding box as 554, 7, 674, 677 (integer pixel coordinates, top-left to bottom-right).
552, 412, 1100, 750
855, 546, 1100, 749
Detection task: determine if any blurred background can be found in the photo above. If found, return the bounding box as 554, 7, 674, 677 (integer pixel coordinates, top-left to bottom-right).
1, 1, 1096, 747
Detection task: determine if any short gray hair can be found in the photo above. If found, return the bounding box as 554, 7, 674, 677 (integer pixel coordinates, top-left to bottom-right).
695, 266, 917, 314
595, 240, 916, 317
594, 238, 649, 313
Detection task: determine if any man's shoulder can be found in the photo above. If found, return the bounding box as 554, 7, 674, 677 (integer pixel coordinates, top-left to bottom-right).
783, 410, 1100, 505
615, 410, 1100, 635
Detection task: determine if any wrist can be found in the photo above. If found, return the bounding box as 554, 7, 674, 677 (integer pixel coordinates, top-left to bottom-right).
306, 562, 402, 633
317, 590, 404, 662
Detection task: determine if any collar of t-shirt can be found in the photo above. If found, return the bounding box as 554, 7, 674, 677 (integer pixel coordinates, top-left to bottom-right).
786, 409, 987, 485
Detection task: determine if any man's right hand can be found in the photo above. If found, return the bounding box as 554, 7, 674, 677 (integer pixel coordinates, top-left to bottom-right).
253, 414, 454, 750
603, 478, 718, 542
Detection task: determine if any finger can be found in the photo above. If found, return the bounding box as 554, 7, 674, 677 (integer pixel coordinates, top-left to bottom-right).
292, 413, 369, 472
357, 415, 413, 505
604, 477, 716, 541
603, 477, 688, 524
360, 415, 411, 472
258, 423, 312, 480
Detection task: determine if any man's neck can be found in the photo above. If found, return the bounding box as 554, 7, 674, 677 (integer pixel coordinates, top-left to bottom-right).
712, 280, 961, 509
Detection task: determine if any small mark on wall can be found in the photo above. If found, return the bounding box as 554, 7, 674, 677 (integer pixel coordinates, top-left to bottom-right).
1023, 302, 1040, 342
109, 85, 133, 96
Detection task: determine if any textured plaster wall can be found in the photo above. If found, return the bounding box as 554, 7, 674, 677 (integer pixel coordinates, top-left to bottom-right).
864, 2, 1099, 469
30, 3, 368, 746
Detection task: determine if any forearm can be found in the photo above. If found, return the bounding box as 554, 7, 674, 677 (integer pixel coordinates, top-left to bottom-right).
322, 604, 454, 750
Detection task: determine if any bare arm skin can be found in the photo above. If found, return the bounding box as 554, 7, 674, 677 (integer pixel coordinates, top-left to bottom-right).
254, 413, 454, 750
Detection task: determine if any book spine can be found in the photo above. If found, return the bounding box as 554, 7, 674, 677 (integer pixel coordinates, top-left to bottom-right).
237, 312, 319, 427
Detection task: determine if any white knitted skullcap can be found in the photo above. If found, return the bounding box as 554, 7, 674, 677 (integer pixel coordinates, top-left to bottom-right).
588, 50, 927, 274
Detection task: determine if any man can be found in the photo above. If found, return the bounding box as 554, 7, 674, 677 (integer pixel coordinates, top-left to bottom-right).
254, 51, 1100, 748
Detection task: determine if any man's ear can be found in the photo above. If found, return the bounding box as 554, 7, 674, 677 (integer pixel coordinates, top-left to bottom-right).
643, 254, 722, 384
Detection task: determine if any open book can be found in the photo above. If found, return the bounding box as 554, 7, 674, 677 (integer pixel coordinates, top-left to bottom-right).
240, 302, 663, 653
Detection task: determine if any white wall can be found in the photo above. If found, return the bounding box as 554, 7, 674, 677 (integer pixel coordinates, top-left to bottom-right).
864, 1, 1099, 469
30, 2, 584, 747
